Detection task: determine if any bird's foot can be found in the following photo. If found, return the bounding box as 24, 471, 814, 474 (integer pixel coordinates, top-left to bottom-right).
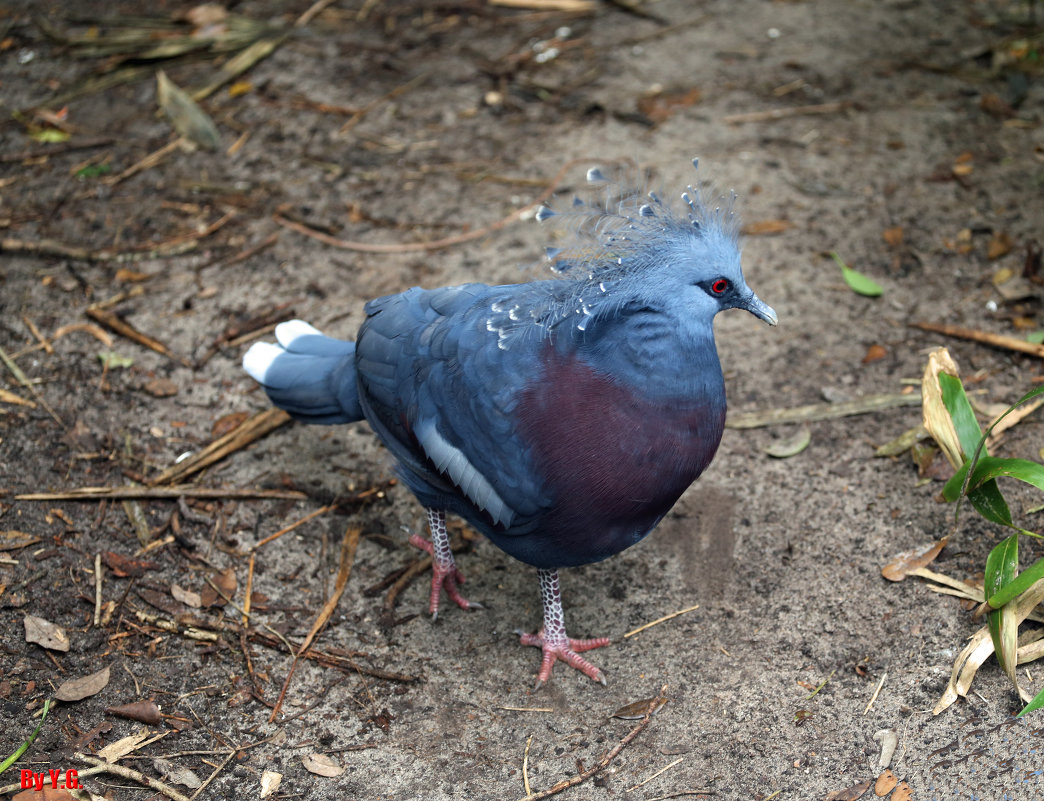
409, 533, 482, 619
517, 627, 611, 688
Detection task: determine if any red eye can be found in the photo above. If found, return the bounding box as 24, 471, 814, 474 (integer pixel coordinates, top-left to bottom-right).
711, 278, 729, 295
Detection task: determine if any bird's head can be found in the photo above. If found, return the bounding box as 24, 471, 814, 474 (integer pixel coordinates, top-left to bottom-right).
535, 160, 776, 336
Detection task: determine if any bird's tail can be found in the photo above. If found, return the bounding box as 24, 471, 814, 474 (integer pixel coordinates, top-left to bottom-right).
242, 320, 363, 424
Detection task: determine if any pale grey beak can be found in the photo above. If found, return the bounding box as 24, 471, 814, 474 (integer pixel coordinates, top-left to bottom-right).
743, 292, 778, 326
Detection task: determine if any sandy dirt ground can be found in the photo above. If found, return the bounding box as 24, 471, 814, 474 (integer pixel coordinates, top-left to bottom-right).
1, 1, 1043, 799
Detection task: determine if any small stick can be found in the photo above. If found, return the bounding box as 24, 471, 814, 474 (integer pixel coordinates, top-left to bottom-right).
94, 553, 103, 627
911, 320, 1044, 359
269, 527, 361, 722
102, 137, 182, 187
626, 757, 683, 792
726, 393, 921, 429
624, 604, 699, 639
22, 315, 53, 354
722, 101, 852, 124
253, 504, 335, 550
275, 156, 596, 255
501, 706, 554, 713
523, 734, 534, 797
864, 671, 888, 715
243, 552, 255, 626
517, 685, 668, 801
86, 305, 190, 367
149, 408, 291, 485
190, 748, 237, 801
0, 343, 64, 426
16, 486, 306, 501
74, 753, 192, 801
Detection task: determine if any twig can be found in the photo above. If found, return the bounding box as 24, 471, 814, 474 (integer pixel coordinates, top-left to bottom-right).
864, 671, 887, 715
253, 504, 335, 550
102, 137, 183, 187
722, 101, 852, 124
0, 343, 64, 426
338, 72, 429, 134
275, 156, 595, 254
74, 753, 192, 801
270, 527, 361, 722
523, 734, 534, 797
626, 757, 683, 792
0, 135, 114, 163
148, 408, 291, 485
911, 320, 1044, 359
94, 553, 103, 627
623, 604, 699, 639
726, 392, 921, 429
517, 684, 668, 801
190, 748, 237, 800
16, 485, 306, 501
86, 304, 190, 366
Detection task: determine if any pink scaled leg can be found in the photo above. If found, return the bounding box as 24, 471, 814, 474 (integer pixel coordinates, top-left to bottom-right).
518, 568, 611, 688
409, 508, 482, 620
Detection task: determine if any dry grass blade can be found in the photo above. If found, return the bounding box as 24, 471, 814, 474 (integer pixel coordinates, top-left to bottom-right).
16, 486, 306, 501
149, 408, 291, 485
623, 604, 699, 638
726, 393, 920, 429
86, 304, 190, 366
912, 321, 1044, 359
269, 527, 361, 722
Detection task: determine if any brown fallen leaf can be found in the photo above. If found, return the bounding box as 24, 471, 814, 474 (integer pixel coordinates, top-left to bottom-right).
302, 752, 344, 777
13, 789, 76, 801
201, 566, 237, 606
882, 226, 903, 247
881, 538, 948, 581
741, 219, 791, 236
24, 615, 71, 652
862, 344, 887, 364
55, 665, 110, 702
106, 700, 162, 725
144, 378, 179, 397
0, 530, 41, 550
824, 779, 872, 800
987, 231, 1013, 260
636, 86, 701, 124
212, 410, 249, 439
102, 551, 159, 578
610, 695, 669, 719
874, 769, 898, 796
890, 781, 912, 801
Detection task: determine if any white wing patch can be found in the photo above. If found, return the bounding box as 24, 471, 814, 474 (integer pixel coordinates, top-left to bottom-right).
416, 420, 514, 527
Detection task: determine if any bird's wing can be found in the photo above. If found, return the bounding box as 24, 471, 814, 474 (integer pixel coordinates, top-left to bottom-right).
356, 283, 555, 530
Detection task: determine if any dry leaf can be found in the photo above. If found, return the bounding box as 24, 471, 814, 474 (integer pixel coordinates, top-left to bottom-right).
636, 86, 701, 123
1, 530, 41, 550
144, 378, 179, 397
824, 779, 871, 800
95, 729, 154, 762
260, 771, 283, 799
24, 615, 71, 652
212, 411, 249, 438
12, 789, 76, 801
987, 231, 1013, 260
921, 348, 964, 469
741, 219, 791, 236
55, 665, 110, 702
890, 781, 912, 801
171, 583, 203, 608
763, 426, 811, 458
153, 757, 202, 789
874, 769, 897, 796
102, 552, 159, 578
862, 344, 887, 364
156, 70, 221, 150
610, 695, 668, 719
881, 538, 947, 581
106, 700, 162, 725
200, 566, 237, 606
114, 268, 151, 283
302, 753, 344, 777
882, 226, 903, 247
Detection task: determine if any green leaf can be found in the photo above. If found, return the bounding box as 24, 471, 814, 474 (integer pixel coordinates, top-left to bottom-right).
97, 351, 134, 369
0, 699, 51, 776
964, 456, 1044, 496
987, 555, 1044, 609
985, 535, 1019, 682
1027, 330, 1044, 345
1018, 683, 1044, 716
966, 481, 1013, 527
938, 373, 983, 461
830, 252, 883, 297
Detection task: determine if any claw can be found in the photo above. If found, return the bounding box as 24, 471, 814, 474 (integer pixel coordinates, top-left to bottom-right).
409, 528, 481, 618
518, 627, 611, 687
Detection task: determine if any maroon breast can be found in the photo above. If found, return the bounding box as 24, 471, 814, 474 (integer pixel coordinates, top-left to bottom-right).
513, 349, 726, 567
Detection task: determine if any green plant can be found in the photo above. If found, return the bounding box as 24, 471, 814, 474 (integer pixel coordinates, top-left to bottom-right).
938, 375, 1044, 715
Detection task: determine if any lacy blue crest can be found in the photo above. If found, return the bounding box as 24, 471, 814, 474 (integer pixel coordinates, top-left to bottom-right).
484, 159, 742, 350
